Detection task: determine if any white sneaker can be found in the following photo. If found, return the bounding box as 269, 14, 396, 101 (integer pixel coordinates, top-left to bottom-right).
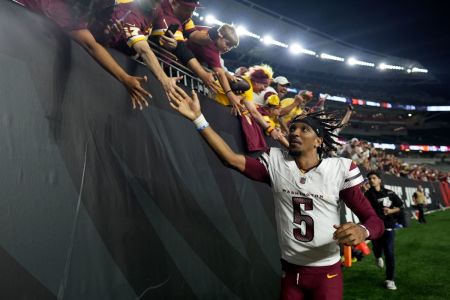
376, 257, 384, 268
385, 280, 397, 290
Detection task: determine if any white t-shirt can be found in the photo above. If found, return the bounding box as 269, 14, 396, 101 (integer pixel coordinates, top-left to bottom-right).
253, 86, 277, 106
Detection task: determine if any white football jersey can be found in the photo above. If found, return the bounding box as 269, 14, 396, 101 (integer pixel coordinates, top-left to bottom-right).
258, 148, 364, 266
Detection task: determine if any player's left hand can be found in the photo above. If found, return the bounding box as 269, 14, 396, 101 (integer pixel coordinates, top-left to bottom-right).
168, 86, 201, 121
333, 222, 368, 246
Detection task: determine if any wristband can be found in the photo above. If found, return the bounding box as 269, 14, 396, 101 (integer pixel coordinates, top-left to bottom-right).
225, 90, 232, 94
359, 224, 370, 239
265, 125, 274, 136
193, 114, 209, 131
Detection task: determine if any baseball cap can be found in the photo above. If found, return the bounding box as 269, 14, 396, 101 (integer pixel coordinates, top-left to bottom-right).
273, 76, 290, 86
178, 0, 201, 8
264, 92, 280, 107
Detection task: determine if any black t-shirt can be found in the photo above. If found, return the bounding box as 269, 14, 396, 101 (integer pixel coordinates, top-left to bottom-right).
365, 187, 403, 229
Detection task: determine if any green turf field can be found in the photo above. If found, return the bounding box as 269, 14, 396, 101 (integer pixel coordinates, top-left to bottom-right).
343, 209, 450, 300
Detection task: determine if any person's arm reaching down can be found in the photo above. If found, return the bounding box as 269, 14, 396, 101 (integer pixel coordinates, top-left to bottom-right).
244, 100, 289, 147
186, 58, 221, 94
213, 67, 245, 114
69, 29, 151, 109
132, 40, 180, 98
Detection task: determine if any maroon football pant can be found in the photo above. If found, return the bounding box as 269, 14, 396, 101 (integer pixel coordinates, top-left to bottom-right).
280, 259, 343, 300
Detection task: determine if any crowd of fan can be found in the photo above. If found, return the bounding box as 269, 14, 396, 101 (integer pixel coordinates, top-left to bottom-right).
17, 0, 449, 183
339, 138, 450, 183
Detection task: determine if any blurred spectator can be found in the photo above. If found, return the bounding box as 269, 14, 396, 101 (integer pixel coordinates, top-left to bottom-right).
254, 75, 290, 106
234, 66, 248, 76
187, 24, 246, 113
365, 171, 403, 290
412, 185, 427, 224
216, 65, 286, 151
272, 76, 290, 99
150, 0, 220, 92
335, 136, 449, 183
258, 93, 289, 147
338, 105, 354, 128
258, 92, 282, 134
278, 90, 313, 133
18, 0, 151, 109
89, 0, 182, 100
310, 93, 328, 112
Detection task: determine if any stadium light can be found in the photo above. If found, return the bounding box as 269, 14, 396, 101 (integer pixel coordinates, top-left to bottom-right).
320, 53, 345, 62
302, 49, 317, 56
236, 25, 260, 39
355, 59, 375, 67
205, 15, 223, 25
236, 25, 248, 37
193, 12, 430, 74
262, 35, 274, 45
261, 35, 288, 48
427, 106, 450, 111
289, 43, 316, 56
379, 63, 404, 70
289, 43, 303, 54
411, 67, 428, 73
236, 25, 261, 40
348, 57, 375, 67
347, 57, 356, 65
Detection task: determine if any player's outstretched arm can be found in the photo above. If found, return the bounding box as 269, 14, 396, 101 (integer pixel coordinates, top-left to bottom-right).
68, 29, 151, 110
168, 86, 246, 171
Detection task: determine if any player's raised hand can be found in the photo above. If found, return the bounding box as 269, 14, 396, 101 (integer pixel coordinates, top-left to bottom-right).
333, 223, 368, 246
123, 75, 152, 110
168, 86, 201, 121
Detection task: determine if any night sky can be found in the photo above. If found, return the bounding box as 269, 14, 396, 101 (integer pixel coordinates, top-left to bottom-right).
248, 0, 450, 101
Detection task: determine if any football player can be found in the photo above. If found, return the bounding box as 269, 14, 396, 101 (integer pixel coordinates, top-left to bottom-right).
168, 85, 384, 299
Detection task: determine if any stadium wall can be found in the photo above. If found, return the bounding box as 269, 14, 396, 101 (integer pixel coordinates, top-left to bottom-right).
0, 1, 448, 299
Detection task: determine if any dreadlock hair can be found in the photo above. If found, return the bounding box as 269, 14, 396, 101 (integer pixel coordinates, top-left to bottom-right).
290, 110, 346, 158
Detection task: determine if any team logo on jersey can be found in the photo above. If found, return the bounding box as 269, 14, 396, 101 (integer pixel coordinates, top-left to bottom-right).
300, 177, 306, 184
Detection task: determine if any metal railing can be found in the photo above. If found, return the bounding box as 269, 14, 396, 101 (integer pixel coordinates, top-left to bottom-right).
148, 40, 210, 96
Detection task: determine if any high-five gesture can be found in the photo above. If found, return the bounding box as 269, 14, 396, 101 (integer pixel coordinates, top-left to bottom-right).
122, 75, 151, 110
168, 86, 202, 121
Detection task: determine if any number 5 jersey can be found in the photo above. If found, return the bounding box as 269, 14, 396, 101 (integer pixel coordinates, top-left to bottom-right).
243, 147, 384, 266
